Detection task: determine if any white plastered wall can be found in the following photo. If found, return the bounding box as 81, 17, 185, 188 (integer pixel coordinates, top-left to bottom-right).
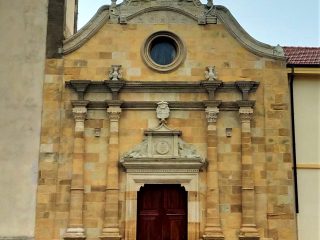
293, 76, 320, 240
0, 0, 48, 238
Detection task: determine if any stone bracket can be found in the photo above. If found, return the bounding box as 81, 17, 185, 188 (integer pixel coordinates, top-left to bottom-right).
67, 80, 91, 100
201, 80, 222, 100
235, 81, 259, 100
105, 80, 125, 100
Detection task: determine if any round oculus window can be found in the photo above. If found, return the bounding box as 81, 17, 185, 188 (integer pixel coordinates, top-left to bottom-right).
142, 31, 186, 72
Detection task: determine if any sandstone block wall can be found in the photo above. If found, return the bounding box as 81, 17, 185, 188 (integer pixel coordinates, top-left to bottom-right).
35, 22, 297, 240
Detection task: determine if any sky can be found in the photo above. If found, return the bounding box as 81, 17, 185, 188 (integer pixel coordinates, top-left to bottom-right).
78, 0, 320, 47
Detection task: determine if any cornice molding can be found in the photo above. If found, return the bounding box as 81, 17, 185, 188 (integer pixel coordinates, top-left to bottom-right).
87, 101, 240, 111
215, 5, 285, 60
63, 6, 110, 54
286, 67, 320, 75
66, 80, 260, 94
62, 4, 285, 60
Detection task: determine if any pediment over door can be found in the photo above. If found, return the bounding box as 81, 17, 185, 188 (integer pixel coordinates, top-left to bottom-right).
120, 123, 206, 172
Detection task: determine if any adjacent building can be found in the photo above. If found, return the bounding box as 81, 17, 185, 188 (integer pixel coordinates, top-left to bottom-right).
284, 47, 320, 240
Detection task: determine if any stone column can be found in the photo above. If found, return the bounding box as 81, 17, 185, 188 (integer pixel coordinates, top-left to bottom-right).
238, 107, 259, 240
203, 104, 224, 240
101, 102, 122, 240
64, 101, 89, 240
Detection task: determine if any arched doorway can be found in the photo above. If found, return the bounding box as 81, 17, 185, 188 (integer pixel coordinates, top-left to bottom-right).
137, 184, 188, 240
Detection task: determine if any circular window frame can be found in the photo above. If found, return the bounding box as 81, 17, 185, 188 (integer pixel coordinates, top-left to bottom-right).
141, 31, 186, 72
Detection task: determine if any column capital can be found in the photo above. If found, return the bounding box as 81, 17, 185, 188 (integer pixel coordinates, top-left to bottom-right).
239, 107, 253, 122
72, 106, 87, 121
107, 107, 122, 121
206, 107, 219, 123
72, 101, 89, 132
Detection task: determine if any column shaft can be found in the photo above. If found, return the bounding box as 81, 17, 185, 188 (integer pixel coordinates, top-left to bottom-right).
64, 103, 88, 240
101, 105, 122, 240
203, 107, 224, 240
239, 107, 259, 240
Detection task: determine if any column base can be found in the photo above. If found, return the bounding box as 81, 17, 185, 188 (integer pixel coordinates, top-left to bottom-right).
203, 235, 224, 240
203, 226, 224, 240
100, 227, 121, 240
64, 227, 86, 240
239, 224, 259, 240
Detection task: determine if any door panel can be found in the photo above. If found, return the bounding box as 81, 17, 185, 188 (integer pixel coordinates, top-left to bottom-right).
137, 184, 187, 240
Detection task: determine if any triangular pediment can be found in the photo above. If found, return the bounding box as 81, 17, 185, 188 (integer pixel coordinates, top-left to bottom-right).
120, 123, 205, 172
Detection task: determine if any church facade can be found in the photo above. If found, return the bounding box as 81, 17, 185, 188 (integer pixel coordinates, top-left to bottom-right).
35, 1, 297, 240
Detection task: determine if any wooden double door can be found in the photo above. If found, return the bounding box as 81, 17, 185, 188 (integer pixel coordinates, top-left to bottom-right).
137, 184, 188, 240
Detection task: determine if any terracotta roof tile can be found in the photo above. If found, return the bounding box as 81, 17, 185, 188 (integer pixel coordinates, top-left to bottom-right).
283, 47, 320, 65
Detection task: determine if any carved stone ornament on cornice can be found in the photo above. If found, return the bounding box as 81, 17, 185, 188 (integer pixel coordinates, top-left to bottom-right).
156, 101, 170, 123
109, 65, 122, 81
205, 66, 218, 81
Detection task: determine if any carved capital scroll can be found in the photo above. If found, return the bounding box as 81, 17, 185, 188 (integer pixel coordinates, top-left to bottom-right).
72, 101, 89, 132
205, 107, 219, 123
239, 107, 253, 122
107, 107, 122, 121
